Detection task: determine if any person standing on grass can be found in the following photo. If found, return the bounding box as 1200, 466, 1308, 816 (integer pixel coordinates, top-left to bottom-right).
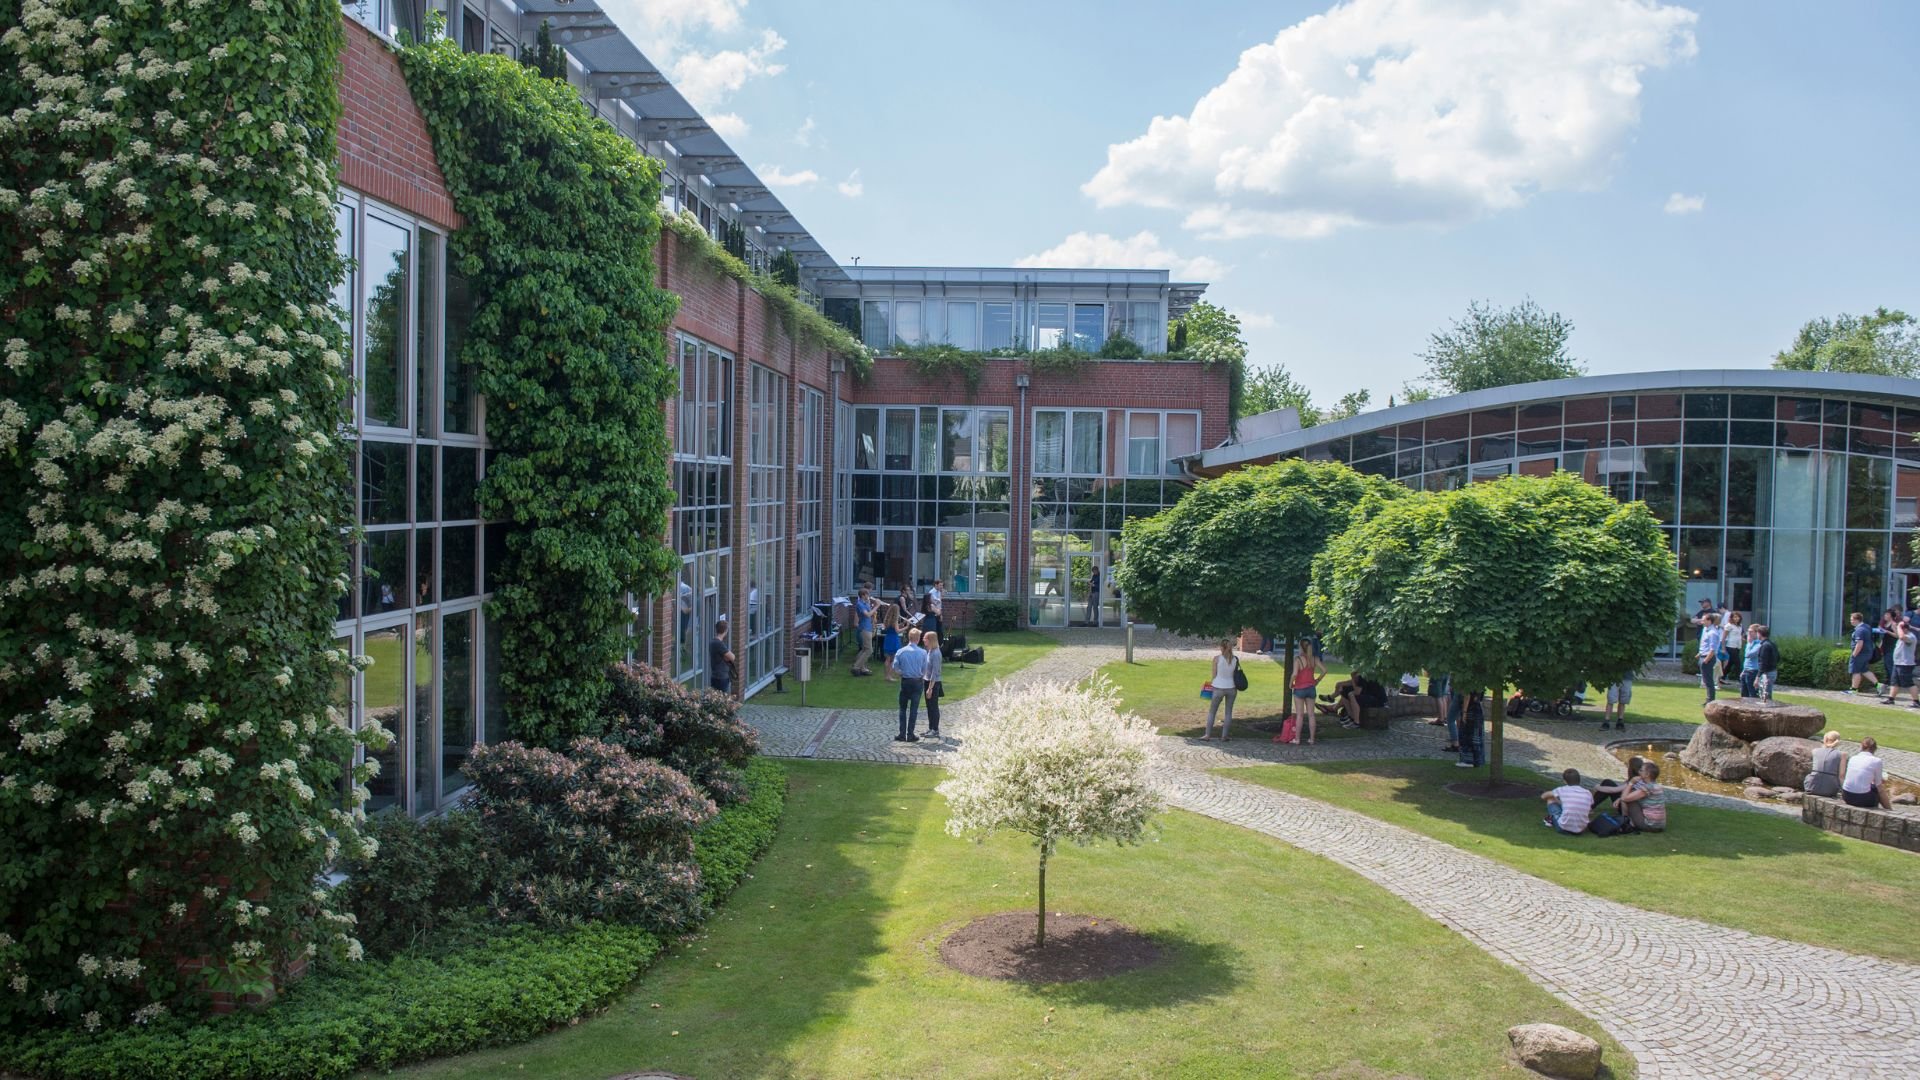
1840, 737, 1891, 809
1541, 768, 1595, 835
1721, 611, 1745, 687
924, 579, 945, 639
1752, 625, 1779, 701
891, 631, 930, 743
1696, 612, 1723, 703
708, 619, 736, 696
851, 586, 877, 677
1881, 617, 1919, 708
1455, 691, 1486, 768
1203, 639, 1241, 741
1600, 674, 1633, 730
1284, 639, 1324, 745
1845, 612, 1880, 695
921, 632, 944, 739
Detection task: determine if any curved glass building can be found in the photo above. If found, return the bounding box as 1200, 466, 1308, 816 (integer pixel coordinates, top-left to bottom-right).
1190, 371, 1920, 654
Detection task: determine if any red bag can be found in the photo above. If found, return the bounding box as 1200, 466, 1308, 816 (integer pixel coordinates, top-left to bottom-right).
1278, 716, 1299, 743
1199, 683, 1215, 700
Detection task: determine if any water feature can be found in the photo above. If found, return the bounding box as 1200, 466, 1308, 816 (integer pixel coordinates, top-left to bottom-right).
1609, 740, 1920, 802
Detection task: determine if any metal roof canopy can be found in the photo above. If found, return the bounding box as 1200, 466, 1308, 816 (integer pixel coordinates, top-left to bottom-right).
513, 0, 848, 284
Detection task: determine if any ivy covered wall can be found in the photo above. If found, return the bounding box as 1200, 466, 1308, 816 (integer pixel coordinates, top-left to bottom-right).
0, 0, 372, 1030
397, 34, 680, 746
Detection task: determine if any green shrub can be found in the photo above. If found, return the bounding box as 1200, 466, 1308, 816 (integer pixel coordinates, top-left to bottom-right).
334, 811, 491, 960
464, 739, 714, 931
604, 663, 760, 804
972, 600, 1021, 633
0, 0, 371, 1029
1773, 635, 1847, 689
1097, 332, 1146, 359
0, 764, 788, 1080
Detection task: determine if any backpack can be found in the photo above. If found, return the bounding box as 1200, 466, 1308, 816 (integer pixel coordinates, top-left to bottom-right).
1590, 812, 1625, 838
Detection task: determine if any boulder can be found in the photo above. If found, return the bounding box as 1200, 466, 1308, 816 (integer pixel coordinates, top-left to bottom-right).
1507, 1023, 1603, 1080
1679, 723, 1755, 781
1781, 791, 1805, 805
1742, 775, 1765, 786
1701, 699, 1825, 741
1751, 737, 1818, 788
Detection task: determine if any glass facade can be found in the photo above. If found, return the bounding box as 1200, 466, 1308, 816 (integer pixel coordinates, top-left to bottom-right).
332, 192, 495, 816
673, 334, 733, 688
846, 406, 1012, 599
743, 364, 787, 694
1297, 390, 1920, 652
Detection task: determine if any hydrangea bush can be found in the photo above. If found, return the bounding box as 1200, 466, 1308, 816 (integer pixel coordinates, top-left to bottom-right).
603, 662, 759, 805
939, 677, 1162, 946
0, 0, 373, 1031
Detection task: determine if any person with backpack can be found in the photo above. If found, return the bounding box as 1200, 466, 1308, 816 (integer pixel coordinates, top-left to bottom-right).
1752, 624, 1780, 701
1202, 639, 1243, 741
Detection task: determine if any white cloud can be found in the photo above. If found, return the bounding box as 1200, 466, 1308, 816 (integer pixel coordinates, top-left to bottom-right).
1085, 0, 1699, 239
758, 164, 820, 188
795, 116, 816, 147
837, 169, 864, 198
601, 0, 748, 53
1663, 191, 1705, 214
669, 28, 787, 112
1016, 230, 1227, 280
708, 113, 749, 138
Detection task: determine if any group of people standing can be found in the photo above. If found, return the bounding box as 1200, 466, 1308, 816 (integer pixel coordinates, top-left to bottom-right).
1843, 607, 1920, 708
848, 582, 948, 742
1691, 601, 1780, 704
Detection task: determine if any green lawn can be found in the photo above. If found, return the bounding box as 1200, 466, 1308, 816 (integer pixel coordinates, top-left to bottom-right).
1096, 654, 1370, 739
395, 761, 1629, 1080
1623, 679, 1920, 755
774, 630, 1060, 709
1230, 759, 1920, 965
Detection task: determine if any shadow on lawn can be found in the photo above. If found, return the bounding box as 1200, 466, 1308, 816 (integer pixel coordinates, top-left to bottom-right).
1299, 759, 1852, 861
1016, 930, 1244, 1011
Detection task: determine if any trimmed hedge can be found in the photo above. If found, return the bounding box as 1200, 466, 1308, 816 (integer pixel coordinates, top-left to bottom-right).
0, 760, 787, 1080
971, 600, 1021, 633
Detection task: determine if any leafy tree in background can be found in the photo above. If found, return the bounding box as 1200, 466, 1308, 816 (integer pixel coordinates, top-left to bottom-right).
1116, 460, 1407, 692
1308, 473, 1680, 785
1240, 364, 1321, 425
528, 19, 566, 80
1771, 307, 1920, 377
1324, 389, 1373, 423
1416, 299, 1583, 395
1170, 300, 1247, 366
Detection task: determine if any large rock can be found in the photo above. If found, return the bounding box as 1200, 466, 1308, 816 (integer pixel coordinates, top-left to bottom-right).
1702, 699, 1825, 741
1679, 723, 1755, 781
1751, 736, 1818, 788
1508, 1023, 1603, 1080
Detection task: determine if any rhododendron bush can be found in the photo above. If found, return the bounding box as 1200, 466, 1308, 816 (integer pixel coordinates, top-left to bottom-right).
603, 661, 758, 805
0, 0, 372, 1031
939, 678, 1162, 946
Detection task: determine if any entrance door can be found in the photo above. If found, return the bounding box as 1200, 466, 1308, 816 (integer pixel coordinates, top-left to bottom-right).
1892, 569, 1920, 615
1068, 553, 1102, 627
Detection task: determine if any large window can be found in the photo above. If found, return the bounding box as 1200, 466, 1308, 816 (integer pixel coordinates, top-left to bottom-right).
672, 334, 735, 686
1035, 409, 1105, 475
332, 192, 493, 817
1125, 410, 1200, 476
861, 300, 890, 351
1072, 303, 1105, 351
744, 364, 788, 693
846, 405, 1013, 595
983, 302, 1013, 351
1035, 303, 1068, 349
1107, 301, 1162, 351
796, 389, 826, 622
945, 301, 977, 349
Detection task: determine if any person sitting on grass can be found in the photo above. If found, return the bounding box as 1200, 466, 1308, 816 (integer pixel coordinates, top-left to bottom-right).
1592, 755, 1645, 812
1840, 737, 1891, 809
1616, 761, 1668, 833
1541, 768, 1595, 835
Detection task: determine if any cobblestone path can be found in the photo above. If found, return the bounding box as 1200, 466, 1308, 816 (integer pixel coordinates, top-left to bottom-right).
742, 633, 1920, 1078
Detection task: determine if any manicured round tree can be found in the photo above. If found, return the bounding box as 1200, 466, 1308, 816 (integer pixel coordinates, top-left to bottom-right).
1307, 473, 1680, 783
1114, 459, 1408, 686
939, 678, 1162, 947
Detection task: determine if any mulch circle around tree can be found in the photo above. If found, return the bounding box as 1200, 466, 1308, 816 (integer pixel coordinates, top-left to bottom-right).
1445, 780, 1541, 800
939, 911, 1164, 984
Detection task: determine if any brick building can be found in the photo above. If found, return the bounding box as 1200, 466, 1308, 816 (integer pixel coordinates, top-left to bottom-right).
330, 3, 1228, 814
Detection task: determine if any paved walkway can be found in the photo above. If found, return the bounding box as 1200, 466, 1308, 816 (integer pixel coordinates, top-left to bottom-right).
742, 634, 1920, 1079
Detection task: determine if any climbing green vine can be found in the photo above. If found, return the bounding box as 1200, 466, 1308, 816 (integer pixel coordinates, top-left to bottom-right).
399, 33, 680, 746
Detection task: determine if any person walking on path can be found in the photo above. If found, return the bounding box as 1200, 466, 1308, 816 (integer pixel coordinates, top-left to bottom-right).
1696, 612, 1723, 703
851, 586, 877, 677
1846, 611, 1881, 696
708, 619, 736, 696
1203, 639, 1242, 741
1880, 616, 1919, 708
891, 632, 930, 742
1283, 639, 1324, 745
921, 631, 944, 738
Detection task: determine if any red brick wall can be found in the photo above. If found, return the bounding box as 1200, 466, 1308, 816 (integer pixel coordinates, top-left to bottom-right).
337, 18, 461, 230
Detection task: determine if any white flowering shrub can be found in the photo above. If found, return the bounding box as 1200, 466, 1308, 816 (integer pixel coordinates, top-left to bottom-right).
938, 677, 1163, 946
0, 0, 372, 1030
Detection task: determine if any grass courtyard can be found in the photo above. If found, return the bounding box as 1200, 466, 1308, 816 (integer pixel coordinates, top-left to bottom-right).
1231, 759, 1920, 965
1095, 654, 1369, 739
774, 629, 1060, 710
397, 761, 1628, 1079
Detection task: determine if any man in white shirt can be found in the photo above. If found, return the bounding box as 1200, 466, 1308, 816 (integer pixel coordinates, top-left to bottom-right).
1841, 737, 1891, 809
924, 579, 945, 638
1542, 768, 1595, 834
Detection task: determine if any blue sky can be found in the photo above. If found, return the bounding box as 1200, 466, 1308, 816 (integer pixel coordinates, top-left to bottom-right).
609, 0, 1920, 403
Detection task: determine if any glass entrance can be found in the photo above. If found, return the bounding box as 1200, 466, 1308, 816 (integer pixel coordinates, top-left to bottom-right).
1068, 553, 1102, 627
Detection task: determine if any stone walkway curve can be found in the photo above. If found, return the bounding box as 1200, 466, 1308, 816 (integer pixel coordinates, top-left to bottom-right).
743, 633, 1920, 1079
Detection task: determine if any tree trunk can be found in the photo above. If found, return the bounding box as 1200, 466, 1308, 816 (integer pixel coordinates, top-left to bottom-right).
1488, 680, 1505, 786
1036, 848, 1048, 948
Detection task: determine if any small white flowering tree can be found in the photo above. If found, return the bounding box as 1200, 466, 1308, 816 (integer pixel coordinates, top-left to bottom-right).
939, 677, 1163, 947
